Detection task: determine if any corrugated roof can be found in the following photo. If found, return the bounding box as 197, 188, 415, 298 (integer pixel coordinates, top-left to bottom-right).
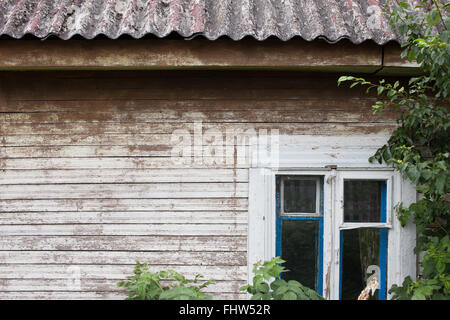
0, 0, 402, 44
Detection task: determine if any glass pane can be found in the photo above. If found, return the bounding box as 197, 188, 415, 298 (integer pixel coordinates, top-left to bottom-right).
341, 228, 387, 300
283, 178, 317, 213
344, 180, 384, 222
281, 219, 319, 291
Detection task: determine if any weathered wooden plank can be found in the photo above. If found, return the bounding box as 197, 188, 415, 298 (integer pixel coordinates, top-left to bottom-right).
1, 98, 378, 113
0, 236, 247, 251
0, 265, 247, 281
0, 278, 246, 293
1, 139, 397, 158
0, 211, 247, 225
0, 39, 382, 70
0, 223, 247, 236
0, 145, 257, 158
383, 42, 420, 68
0, 291, 246, 300
3, 71, 379, 100
0, 183, 248, 199
3, 70, 319, 88
0, 148, 386, 170
0, 157, 251, 169
0, 70, 359, 89
0, 198, 248, 212
4, 86, 376, 102
0, 121, 396, 137
0, 134, 235, 147
0, 129, 397, 148
0, 250, 246, 266
0, 109, 397, 124
0, 168, 248, 185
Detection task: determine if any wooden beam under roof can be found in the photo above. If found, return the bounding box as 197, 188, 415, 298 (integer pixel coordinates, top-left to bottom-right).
0, 39, 420, 75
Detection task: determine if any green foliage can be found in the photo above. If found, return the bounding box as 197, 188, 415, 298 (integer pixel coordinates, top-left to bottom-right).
117, 261, 214, 300
391, 0, 450, 98
338, 0, 449, 300
240, 257, 323, 300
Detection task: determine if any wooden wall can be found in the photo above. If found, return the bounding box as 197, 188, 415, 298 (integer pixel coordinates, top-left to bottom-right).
0, 71, 398, 299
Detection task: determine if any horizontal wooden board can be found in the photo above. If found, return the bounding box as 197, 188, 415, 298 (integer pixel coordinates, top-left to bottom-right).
0, 211, 247, 225
0, 168, 248, 184
0, 134, 255, 147
0, 265, 247, 281
0, 291, 247, 300
0, 223, 247, 236
4, 83, 374, 101
0, 109, 397, 124
0, 250, 246, 266
0, 278, 246, 294
0, 39, 383, 70
2, 98, 378, 113
0, 198, 248, 212
0, 183, 248, 199
1, 130, 396, 148
1, 145, 251, 158
0, 157, 252, 169
0, 236, 247, 251
4, 70, 354, 86
0, 121, 396, 137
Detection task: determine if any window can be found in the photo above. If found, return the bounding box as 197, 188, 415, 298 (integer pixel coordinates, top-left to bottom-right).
339, 179, 388, 300
276, 176, 324, 294
279, 176, 321, 216
248, 168, 416, 300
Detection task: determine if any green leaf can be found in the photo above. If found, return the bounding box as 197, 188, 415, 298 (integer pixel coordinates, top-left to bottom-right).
435, 174, 446, 195
411, 292, 426, 300
408, 166, 421, 183
394, 81, 400, 89
282, 292, 298, 300
408, 49, 416, 62
377, 86, 385, 96
257, 283, 270, 294
428, 10, 441, 26
273, 285, 289, 297
251, 293, 263, 300
270, 279, 287, 290
337, 76, 355, 86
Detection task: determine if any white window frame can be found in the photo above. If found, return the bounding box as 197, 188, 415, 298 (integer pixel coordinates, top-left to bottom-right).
337, 171, 393, 230
279, 175, 322, 217
248, 166, 417, 300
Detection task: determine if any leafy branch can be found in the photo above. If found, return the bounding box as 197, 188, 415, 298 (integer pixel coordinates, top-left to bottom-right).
117, 261, 214, 300
338, 0, 449, 300
240, 257, 323, 300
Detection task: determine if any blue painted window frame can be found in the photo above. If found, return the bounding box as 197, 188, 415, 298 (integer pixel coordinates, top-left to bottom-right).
338, 181, 388, 300
275, 176, 324, 296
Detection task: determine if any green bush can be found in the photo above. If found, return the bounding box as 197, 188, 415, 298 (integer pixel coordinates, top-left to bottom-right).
117, 261, 214, 300
338, 0, 449, 300
240, 257, 323, 300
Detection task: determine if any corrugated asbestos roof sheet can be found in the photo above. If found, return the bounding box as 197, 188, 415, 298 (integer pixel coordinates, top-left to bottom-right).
0, 0, 402, 44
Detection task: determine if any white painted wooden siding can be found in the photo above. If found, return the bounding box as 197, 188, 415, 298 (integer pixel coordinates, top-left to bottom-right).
0, 71, 397, 300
